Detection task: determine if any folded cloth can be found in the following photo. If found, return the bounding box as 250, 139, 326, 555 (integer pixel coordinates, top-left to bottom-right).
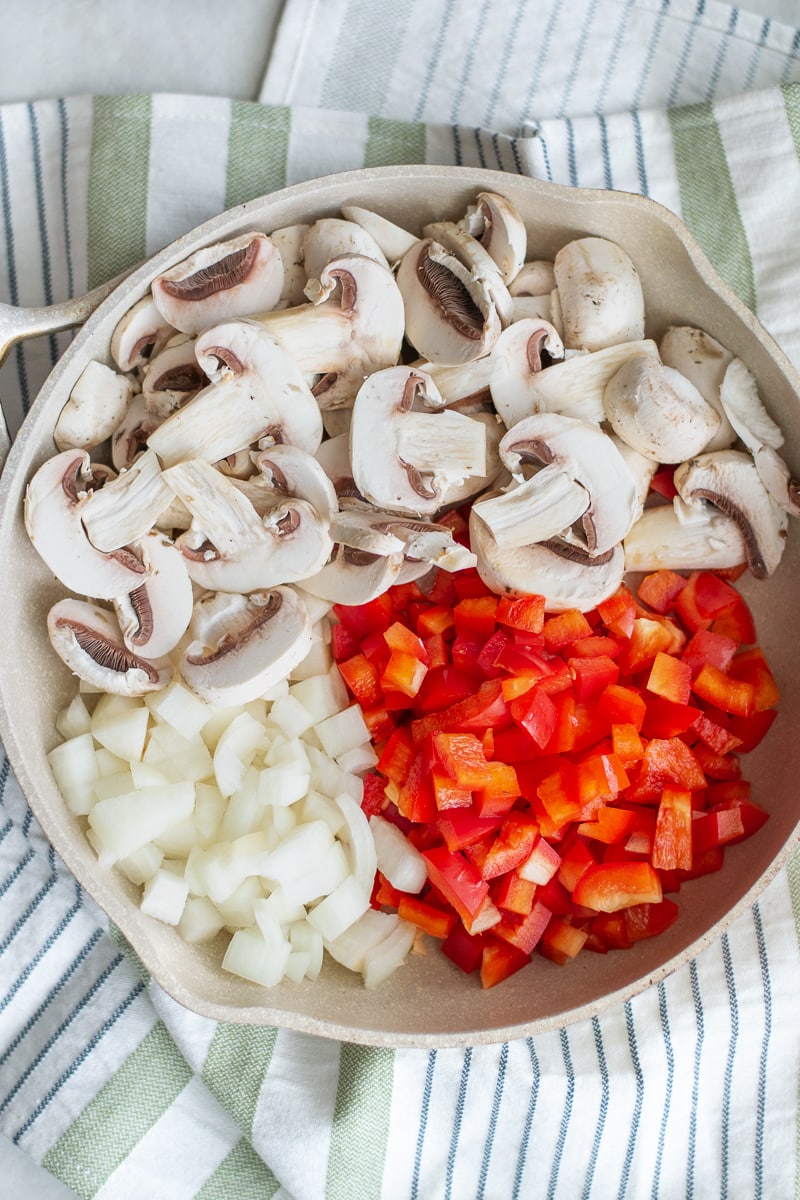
1, 86, 800, 1200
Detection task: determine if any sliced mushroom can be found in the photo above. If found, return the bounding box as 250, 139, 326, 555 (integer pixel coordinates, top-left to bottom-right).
340, 205, 418, 265
395, 237, 503, 366
422, 220, 514, 325
623, 500, 747, 572
470, 506, 625, 612
110, 295, 175, 373
314, 432, 360, 499
151, 231, 284, 335
499, 412, 640, 555
180, 587, 312, 706
257, 253, 405, 407
508, 260, 556, 298
269, 224, 310, 307
110, 392, 162, 471
472, 462, 589, 550
302, 217, 389, 282
350, 366, 487, 517
553, 236, 645, 351
81, 448, 175, 552
458, 191, 527, 284
412, 355, 494, 407
24, 450, 148, 600
659, 326, 736, 450
301, 545, 405, 606
252, 443, 338, 524
165, 458, 332, 593
54, 361, 135, 452
489, 317, 565, 429
47, 598, 172, 696
505, 338, 659, 424
674, 449, 788, 578
604, 352, 721, 463
141, 335, 205, 419
113, 530, 194, 658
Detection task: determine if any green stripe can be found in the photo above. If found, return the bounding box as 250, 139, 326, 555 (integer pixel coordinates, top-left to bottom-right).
107, 922, 151, 984
364, 116, 427, 168
196, 1137, 280, 1199
87, 95, 152, 288
781, 82, 800, 160
41, 1021, 191, 1199
225, 101, 290, 210
320, 0, 414, 115
201, 1022, 278, 1135
325, 1044, 395, 1200
668, 101, 756, 312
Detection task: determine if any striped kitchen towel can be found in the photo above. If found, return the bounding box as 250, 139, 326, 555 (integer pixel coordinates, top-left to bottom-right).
2, 82, 800, 1198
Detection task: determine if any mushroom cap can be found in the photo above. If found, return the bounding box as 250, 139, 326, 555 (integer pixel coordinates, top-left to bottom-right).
152, 231, 284, 335
659, 325, 736, 450
47, 598, 173, 696
340, 205, 418, 265
603, 352, 721, 463
268, 223, 310, 308
508, 260, 556, 298
553, 236, 645, 351
674, 448, 789, 578
623, 500, 747, 572
24, 449, 149, 601
489, 317, 565, 429
113, 530, 194, 658
253, 443, 338, 524
499, 412, 640, 555
459, 191, 528, 285
54, 361, 135, 453
180, 586, 312, 706
718, 357, 785, 455
302, 217, 389, 283
110, 295, 176, 373
470, 507, 625, 613
300, 545, 404, 605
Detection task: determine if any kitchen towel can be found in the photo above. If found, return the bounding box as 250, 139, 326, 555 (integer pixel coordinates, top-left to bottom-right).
2, 11, 800, 1199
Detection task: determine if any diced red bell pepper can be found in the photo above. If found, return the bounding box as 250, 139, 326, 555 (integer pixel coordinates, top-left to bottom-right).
397, 895, 457, 939
383, 620, 428, 661
611, 723, 645, 763
494, 900, 552, 955
453, 595, 498, 640
422, 845, 490, 923
415, 605, 456, 637
617, 617, 685, 674
576, 753, 629, 809
570, 655, 620, 702
361, 772, 387, 816
691, 711, 742, 756
543, 609, 593, 649
629, 737, 706, 801
624, 898, 680, 943
509, 686, 559, 749
491, 870, 538, 916
651, 787, 693, 871
473, 761, 521, 818
432, 768, 473, 811
727, 647, 780, 711
480, 937, 530, 988
372, 870, 403, 908
537, 763, 582, 828
711, 593, 756, 645
397, 752, 437, 823
646, 651, 693, 705
691, 744, 741, 781
496, 593, 546, 633
436, 808, 504, 852
410, 680, 509, 742
333, 592, 394, 636
637, 569, 687, 614
692, 663, 755, 717
570, 635, 622, 660
452, 569, 489, 600
476, 629, 512, 677
572, 861, 663, 912
414, 667, 475, 714
681, 629, 738, 676
557, 838, 599, 892
477, 812, 540, 879
647, 468, 679, 501
596, 683, 647, 731
640, 695, 702, 739
596, 585, 637, 638
422, 632, 449, 670
450, 636, 485, 676
331, 622, 361, 662
441, 920, 484, 974
539, 917, 589, 964
726, 707, 777, 752
518, 833, 562, 884
377, 726, 415, 785
432, 731, 490, 788
577, 804, 638, 845
338, 652, 383, 708
361, 705, 395, 744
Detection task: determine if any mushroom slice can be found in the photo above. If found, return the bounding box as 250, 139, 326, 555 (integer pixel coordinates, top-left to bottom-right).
718, 358, 784, 454
302, 217, 389, 281
165, 458, 332, 593
659, 326, 736, 450
110, 295, 176, 372
623, 501, 747, 572
47, 598, 172, 696
489, 318, 565, 429
508, 260, 556, 298
81, 448, 174, 552
340, 205, 418, 265
180, 587, 312, 707
314, 433, 360, 500
110, 392, 162, 471
301, 546, 405, 606
499, 413, 639, 555
269, 223, 310, 307
674, 449, 788, 579
553, 237, 645, 351
472, 463, 589, 549
608, 434, 657, 523
412, 356, 494, 407
423, 220, 514, 326
374, 515, 477, 572
507, 338, 659, 425
54, 361, 135, 453
151, 231, 284, 335
141, 335, 205, 419
458, 191, 527, 285
24, 449, 148, 600
253, 443, 338, 524
113, 530, 194, 658
396, 238, 502, 367
604, 352, 721, 463
470, 507, 625, 613
350, 366, 487, 518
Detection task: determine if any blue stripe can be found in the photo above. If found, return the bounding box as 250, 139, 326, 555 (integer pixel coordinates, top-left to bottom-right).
410, 1049, 436, 1200
0, 847, 35, 899
720, 932, 739, 1200
538, 133, 554, 183
687, 959, 704, 1200
618, 1001, 644, 1199
651, 982, 675, 1198
473, 128, 487, 170
512, 1037, 540, 1200
633, 0, 671, 110
12, 980, 146, 1144
451, 124, 463, 168
22, 804, 33, 837
57, 98, 75, 297
780, 27, 800, 87
444, 1047, 472, 1200
594, 0, 634, 114
705, 8, 738, 101
556, 0, 601, 119
0, 817, 13, 845
506, 134, 524, 176
0, 928, 104, 1071
0, 952, 124, 1115
582, 1016, 610, 1199
0, 873, 59, 956
598, 114, 613, 190
744, 18, 771, 93
547, 1028, 575, 1200
667, 0, 706, 109
485, 0, 526, 128
476, 1042, 508, 1199
449, 0, 491, 125
565, 118, 579, 187
520, 3, 561, 121
632, 110, 649, 197
752, 903, 771, 1199
412, 0, 455, 122
0, 886, 84, 1015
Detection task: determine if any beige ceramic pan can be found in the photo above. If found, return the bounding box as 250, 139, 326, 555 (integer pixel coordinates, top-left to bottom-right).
1, 165, 799, 1047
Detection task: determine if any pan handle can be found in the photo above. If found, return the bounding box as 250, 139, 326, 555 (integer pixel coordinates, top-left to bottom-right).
0, 272, 131, 466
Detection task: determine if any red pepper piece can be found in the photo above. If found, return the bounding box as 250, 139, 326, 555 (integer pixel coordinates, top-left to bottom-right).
611, 722, 645, 764
539, 917, 589, 964
647, 468, 679, 501
397, 752, 437, 823
494, 900, 552, 955
595, 683, 647, 731
728, 647, 780, 711
476, 629, 512, 677
617, 617, 684, 674
441, 921, 485, 974
452, 569, 489, 600
692, 663, 755, 717
623, 898, 680, 943
331, 622, 361, 662
432, 769, 473, 811
410, 679, 509, 742
415, 605, 456, 637
432, 731, 489, 788
478, 812, 541, 879
383, 620, 429, 661
333, 592, 394, 636
629, 737, 706, 801
413, 667, 475, 714
422, 845, 490, 923
509, 686, 559, 749
338, 652, 383, 709
537, 763, 582, 828
691, 744, 742, 781
361, 705, 395, 744
479, 938, 530, 988
361, 773, 387, 817
569, 655, 620, 702
577, 805, 637, 845
518, 833, 562, 884
596, 585, 637, 638
651, 787, 693, 871
711, 594, 756, 645
397, 895, 457, 939
436, 809, 504, 852
376, 726, 415, 785
496, 593, 546, 633
639, 695, 702, 739
453, 595, 498, 640
557, 838, 599, 892
646, 651, 693, 705
637, 569, 687, 615
572, 861, 663, 912
491, 870, 538, 916
450, 636, 485, 677
543, 609, 593, 649
681, 629, 738, 676
691, 711, 743, 756
576, 753, 629, 809
542, 690, 579, 754
473, 761, 521, 818
569, 634, 622, 659
589, 911, 632, 950
726, 708, 777, 752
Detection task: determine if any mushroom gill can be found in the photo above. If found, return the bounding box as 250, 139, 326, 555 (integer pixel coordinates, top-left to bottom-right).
159, 240, 260, 302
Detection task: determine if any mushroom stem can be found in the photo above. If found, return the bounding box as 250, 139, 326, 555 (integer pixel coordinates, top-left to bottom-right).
471, 464, 589, 549
395, 409, 487, 479
81, 449, 175, 552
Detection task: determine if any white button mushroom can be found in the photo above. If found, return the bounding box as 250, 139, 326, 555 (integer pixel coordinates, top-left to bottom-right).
47, 598, 173, 696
